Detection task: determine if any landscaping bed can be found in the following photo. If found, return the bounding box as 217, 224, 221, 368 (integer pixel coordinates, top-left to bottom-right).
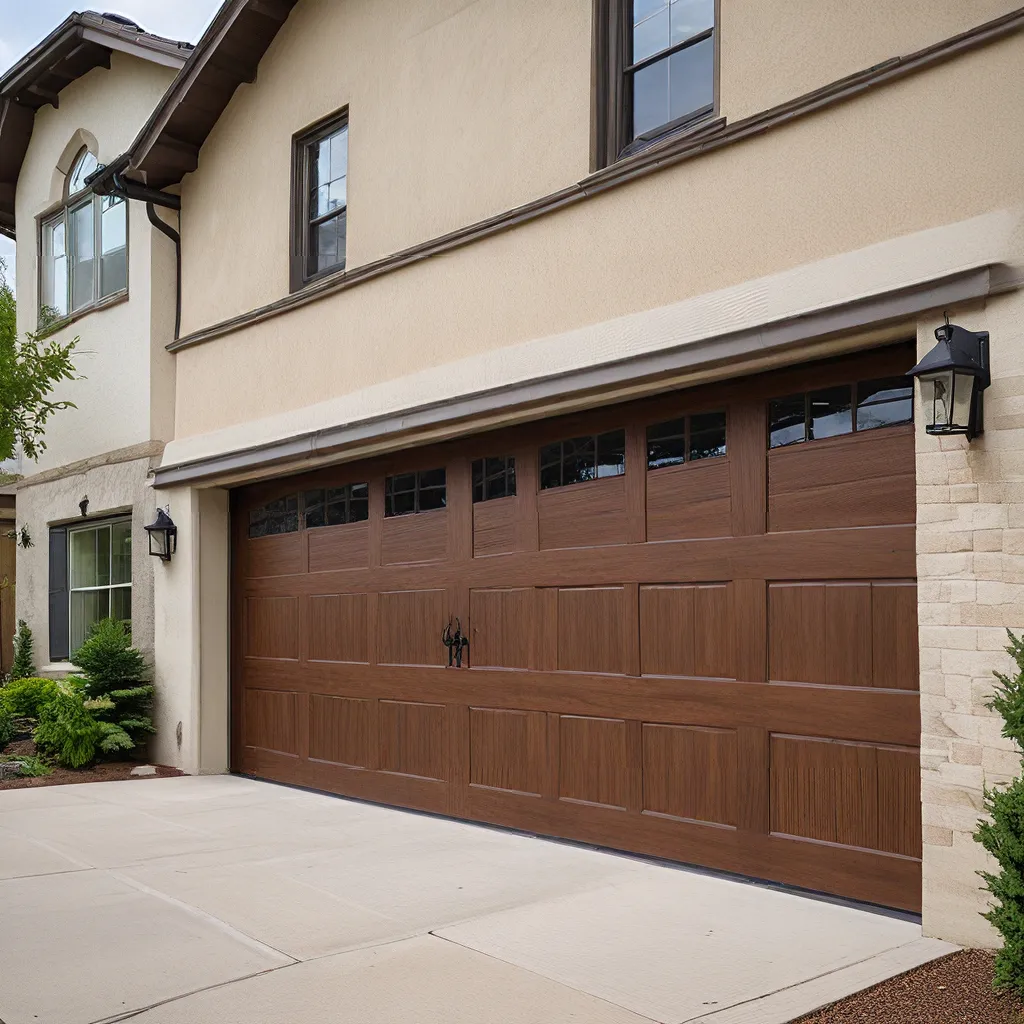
795, 950, 1023, 1023
0, 737, 182, 790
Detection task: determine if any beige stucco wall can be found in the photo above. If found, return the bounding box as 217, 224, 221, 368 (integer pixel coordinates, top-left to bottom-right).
171, 32, 1024, 443
14, 51, 179, 474
918, 289, 1024, 949
13, 455, 160, 670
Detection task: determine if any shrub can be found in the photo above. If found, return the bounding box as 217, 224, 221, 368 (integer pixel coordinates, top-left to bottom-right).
0, 676, 60, 719
34, 687, 102, 769
0, 753, 50, 777
9, 620, 36, 680
976, 630, 1024, 996
72, 618, 154, 755
0, 704, 13, 748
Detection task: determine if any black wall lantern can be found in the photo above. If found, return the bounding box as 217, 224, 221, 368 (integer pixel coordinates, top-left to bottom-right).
908, 319, 990, 440
144, 507, 177, 562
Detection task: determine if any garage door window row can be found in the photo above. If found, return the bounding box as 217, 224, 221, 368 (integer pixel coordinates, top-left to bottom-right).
768, 375, 913, 449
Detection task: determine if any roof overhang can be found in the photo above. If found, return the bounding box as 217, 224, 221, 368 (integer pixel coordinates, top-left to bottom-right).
0, 12, 191, 239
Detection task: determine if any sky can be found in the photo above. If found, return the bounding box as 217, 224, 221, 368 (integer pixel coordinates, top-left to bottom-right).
0, 1, 221, 279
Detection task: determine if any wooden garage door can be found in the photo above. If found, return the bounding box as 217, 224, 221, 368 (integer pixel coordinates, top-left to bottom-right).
232, 344, 922, 911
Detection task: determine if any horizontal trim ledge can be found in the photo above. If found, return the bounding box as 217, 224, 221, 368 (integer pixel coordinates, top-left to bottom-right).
153, 265, 993, 488
167, 5, 1024, 354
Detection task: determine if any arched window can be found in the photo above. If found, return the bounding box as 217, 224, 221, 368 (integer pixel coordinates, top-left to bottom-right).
40, 147, 127, 320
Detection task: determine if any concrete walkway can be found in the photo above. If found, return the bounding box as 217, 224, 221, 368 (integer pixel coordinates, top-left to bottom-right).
0, 776, 953, 1024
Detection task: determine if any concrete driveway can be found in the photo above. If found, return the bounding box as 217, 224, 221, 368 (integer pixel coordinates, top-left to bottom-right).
0, 776, 953, 1024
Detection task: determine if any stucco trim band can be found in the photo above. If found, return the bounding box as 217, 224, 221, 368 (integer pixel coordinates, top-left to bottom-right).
164, 4, 1024, 354
153, 264, 996, 489
17, 441, 165, 490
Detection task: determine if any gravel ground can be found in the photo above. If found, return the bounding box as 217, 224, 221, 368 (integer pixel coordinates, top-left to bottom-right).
0, 738, 183, 790
795, 950, 1023, 1023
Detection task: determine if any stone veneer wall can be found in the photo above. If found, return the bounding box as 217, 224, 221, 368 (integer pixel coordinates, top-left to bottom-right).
918, 292, 1024, 948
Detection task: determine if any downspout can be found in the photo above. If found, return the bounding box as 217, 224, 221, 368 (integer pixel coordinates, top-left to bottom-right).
144, 201, 181, 342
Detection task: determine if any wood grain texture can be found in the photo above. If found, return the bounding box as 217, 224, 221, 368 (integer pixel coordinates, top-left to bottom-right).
379, 700, 446, 780
308, 521, 369, 573
232, 345, 922, 912
769, 427, 915, 533
642, 723, 737, 826
246, 597, 300, 660
539, 475, 628, 550
382, 508, 448, 565
378, 590, 446, 666
244, 688, 299, 755
647, 459, 732, 541
470, 588, 534, 670
308, 593, 369, 663
557, 587, 629, 675
469, 708, 546, 795
247, 533, 303, 579
309, 694, 373, 767
559, 715, 629, 809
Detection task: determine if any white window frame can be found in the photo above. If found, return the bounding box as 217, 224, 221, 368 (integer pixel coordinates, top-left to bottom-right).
67, 517, 132, 655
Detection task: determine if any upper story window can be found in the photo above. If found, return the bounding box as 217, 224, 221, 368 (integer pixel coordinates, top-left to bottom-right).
291, 111, 348, 291
40, 148, 127, 322
593, 0, 716, 168
540, 430, 626, 490
768, 376, 914, 449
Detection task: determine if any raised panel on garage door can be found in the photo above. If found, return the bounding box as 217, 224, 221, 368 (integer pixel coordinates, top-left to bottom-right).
232, 343, 922, 913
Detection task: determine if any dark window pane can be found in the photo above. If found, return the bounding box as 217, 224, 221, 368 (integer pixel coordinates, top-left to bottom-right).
857, 377, 914, 431
418, 486, 446, 512
418, 467, 446, 490
633, 55, 670, 137
506, 459, 516, 496
563, 436, 597, 484
250, 495, 299, 536
472, 459, 484, 503
248, 510, 268, 539
387, 490, 416, 517
769, 395, 806, 449
389, 473, 416, 495
304, 490, 326, 529
647, 418, 686, 470
349, 497, 369, 522
540, 460, 562, 490
597, 429, 626, 478
689, 411, 726, 460
668, 34, 714, 123
857, 377, 913, 406
809, 386, 853, 440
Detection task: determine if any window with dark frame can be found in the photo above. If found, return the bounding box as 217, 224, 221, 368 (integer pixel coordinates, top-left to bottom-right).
472, 457, 516, 503
592, 0, 716, 169
249, 495, 299, 538
303, 483, 369, 528
385, 468, 447, 517
539, 429, 626, 490
40, 147, 127, 321
768, 376, 914, 449
647, 410, 726, 469
291, 112, 348, 291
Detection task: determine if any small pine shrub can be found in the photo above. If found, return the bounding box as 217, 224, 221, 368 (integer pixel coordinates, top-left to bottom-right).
0, 676, 60, 719
976, 630, 1024, 996
72, 618, 154, 755
9, 620, 36, 680
34, 687, 101, 769
0, 754, 51, 777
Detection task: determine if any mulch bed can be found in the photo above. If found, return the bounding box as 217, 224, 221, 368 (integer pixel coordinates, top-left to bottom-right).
795, 950, 1023, 1023
0, 737, 183, 791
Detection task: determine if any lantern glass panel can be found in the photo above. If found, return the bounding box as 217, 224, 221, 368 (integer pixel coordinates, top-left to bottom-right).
149, 530, 167, 558
930, 371, 954, 430
953, 371, 975, 430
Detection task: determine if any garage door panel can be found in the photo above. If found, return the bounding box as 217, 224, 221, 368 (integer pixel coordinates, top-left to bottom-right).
642, 724, 737, 826
309, 694, 374, 768
559, 715, 630, 809
246, 533, 303, 579
244, 688, 299, 756
308, 594, 369, 663
234, 345, 922, 912
246, 597, 300, 660
469, 708, 546, 795
382, 509, 448, 565
379, 700, 446, 781
308, 522, 369, 573
378, 590, 447, 666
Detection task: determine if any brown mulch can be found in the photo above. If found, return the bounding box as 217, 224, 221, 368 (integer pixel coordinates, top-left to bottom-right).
795, 950, 1024, 1023
0, 737, 184, 790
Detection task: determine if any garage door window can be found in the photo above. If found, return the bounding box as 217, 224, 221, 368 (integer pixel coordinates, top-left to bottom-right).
249, 495, 299, 538
304, 484, 369, 527
540, 430, 626, 489
68, 519, 132, 655
472, 457, 516, 503
385, 469, 447, 517
647, 411, 726, 469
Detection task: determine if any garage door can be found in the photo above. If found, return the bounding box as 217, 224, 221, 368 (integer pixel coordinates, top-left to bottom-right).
232, 344, 922, 911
